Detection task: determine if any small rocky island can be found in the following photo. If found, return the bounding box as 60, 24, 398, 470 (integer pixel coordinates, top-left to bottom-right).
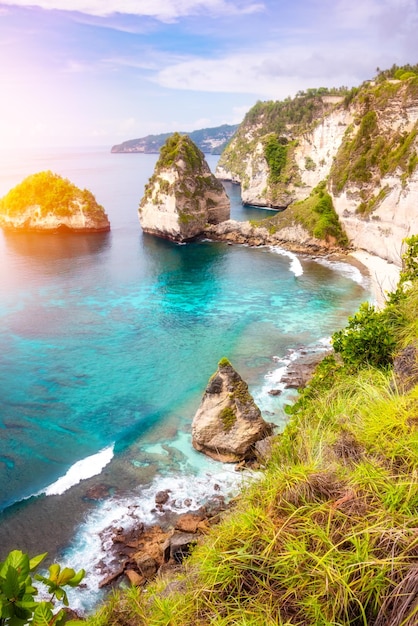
138, 133, 230, 242
192, 357, 273, 462
0, 171, 110, 232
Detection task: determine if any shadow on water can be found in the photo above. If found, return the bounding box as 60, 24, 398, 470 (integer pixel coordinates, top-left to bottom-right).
2, 230, 111, 262
221, 180, 280, 221
141, 231, 229, 277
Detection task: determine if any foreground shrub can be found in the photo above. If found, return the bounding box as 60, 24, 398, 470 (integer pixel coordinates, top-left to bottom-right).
0, 550, 85, 626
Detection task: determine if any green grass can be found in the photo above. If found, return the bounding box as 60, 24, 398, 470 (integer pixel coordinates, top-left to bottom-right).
250, 181, 348, 247
219, 406, 236, 431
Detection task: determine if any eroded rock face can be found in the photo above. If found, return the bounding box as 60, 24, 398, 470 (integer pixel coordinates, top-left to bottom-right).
138, 133, 230, 242
192, 358, 273, 462
215, 79, 418, 263
0, 171, 110, 233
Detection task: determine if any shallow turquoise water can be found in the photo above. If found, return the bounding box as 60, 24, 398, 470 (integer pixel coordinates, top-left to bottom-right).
0, 147, 369, 608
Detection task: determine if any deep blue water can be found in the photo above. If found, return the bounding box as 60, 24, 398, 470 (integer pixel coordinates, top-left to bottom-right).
0, 147, 369, 610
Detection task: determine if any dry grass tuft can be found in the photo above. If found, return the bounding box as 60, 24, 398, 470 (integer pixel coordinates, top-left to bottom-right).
375, 565, 418, 626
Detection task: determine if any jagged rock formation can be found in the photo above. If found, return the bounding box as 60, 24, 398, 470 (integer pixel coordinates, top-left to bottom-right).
0, 171, 110, 233
111, 124, 238, 155
138, 133, 230, 242
216, 70, 418, 263
192, 358, 273, 463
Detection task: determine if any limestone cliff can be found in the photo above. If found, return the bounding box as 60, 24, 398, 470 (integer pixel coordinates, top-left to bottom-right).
0, 171, 110, 233
192, 357, 273, 463
138, 133, 230, 242
216, 68, 418, 263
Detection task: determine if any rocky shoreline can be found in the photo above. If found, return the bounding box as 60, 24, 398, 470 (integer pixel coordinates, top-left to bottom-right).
90, 225, 391, 596
95, 347, 330, 593
97, 491, 230, 590
77, 215, 399, 600
203, 218, 402, 309
204, 219, 338, 253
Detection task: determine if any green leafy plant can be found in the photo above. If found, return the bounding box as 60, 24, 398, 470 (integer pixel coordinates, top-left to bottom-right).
0, 550, 85, 626
264, 135, 288, 183
332, 302, 396, 370
388, 234, 418, 305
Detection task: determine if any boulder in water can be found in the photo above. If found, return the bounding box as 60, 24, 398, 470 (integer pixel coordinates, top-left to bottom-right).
192, 357, 273, 462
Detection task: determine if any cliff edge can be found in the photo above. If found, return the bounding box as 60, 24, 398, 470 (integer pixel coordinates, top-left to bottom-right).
216, 68, 418, 264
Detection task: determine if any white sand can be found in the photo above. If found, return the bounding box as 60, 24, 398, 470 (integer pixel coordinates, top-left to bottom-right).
350, 250, 401, 309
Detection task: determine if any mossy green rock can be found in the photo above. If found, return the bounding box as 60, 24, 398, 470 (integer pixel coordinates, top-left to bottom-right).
0, 171, 110, 232
192, 358, 273, 462
138, 133, 230, 242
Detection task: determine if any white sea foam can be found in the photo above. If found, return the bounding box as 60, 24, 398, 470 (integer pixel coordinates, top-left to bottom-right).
63, 456, 249, 613
40, 445, 114, 497
270, 247, 304, 277
253, 338, 332, 419
313, 257, 366, 286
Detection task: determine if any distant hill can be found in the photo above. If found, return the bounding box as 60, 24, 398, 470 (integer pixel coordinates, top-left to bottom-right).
110, 124, 239, 155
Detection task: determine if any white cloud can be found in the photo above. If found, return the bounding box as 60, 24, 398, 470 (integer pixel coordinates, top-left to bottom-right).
1, 0, 265, 21
153, 45, 371, 98
230, 105, 250, 124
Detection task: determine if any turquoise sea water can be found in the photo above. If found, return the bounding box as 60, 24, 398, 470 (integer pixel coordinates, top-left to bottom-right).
0, 147, 369, 610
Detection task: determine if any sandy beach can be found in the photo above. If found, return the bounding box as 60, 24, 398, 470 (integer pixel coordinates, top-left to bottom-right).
349, 250, 401, 309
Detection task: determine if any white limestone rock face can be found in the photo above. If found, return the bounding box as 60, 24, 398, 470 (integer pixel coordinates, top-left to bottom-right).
294, 107, 353, 193
0, 171, 110, 232
330, 80, 418, 263
215, 79, 418, 263
332, 171, 418, 264
192, 358, 273, 463
139, 133, 230, 242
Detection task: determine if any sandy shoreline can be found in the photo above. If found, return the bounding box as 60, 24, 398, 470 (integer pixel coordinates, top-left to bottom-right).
348, 250, 401, 308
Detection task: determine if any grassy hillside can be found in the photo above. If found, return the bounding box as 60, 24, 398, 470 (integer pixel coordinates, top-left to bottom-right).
249, 181, 349, 247
85, 237, 418, 626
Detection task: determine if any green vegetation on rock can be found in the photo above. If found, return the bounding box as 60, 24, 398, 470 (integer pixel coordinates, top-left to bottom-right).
331, 75, 418, 213
264, 134, 289, 183
140, 133, 226, 218
158, 132, 204, 171
252, 181, 348, 246
219, 406, 236, 432
0, 171, 106, 221
86, 238, 418, 626
218, 87, 348, 202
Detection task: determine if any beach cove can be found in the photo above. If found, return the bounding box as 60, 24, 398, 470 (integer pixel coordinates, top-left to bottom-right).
0, 146, 387, 611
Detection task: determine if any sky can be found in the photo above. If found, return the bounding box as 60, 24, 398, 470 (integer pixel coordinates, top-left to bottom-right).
0, 0, 417, 148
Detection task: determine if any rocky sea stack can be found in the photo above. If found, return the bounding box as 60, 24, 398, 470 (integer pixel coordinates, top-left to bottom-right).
192, 357, 273, 462
138, 132, 230, 242
0, 171, 110, 233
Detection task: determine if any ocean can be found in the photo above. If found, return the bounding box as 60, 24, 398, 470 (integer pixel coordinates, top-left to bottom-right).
0, 146, 369, 611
